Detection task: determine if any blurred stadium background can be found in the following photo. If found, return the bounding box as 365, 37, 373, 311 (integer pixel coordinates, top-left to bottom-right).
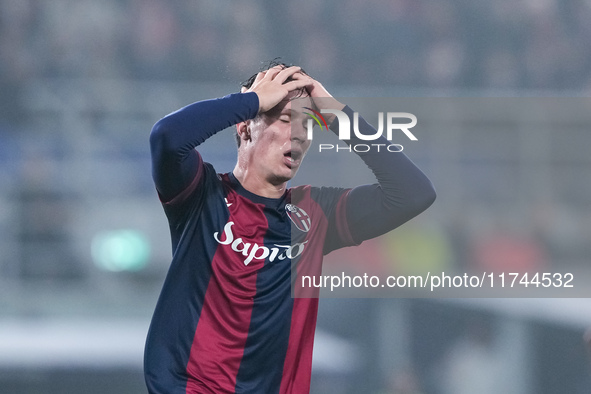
1, 0, 591, 393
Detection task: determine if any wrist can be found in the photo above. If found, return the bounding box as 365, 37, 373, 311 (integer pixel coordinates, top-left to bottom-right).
310, 97, 345, 124
241, 91, 261, 117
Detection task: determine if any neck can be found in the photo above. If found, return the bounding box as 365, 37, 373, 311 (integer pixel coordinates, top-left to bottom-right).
232, 164, 287, 199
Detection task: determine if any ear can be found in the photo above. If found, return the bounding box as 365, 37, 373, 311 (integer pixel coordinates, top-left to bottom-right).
236, 120, 251, 144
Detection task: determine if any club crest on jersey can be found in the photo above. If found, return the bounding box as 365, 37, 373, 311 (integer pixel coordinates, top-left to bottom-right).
285, 204, 311, 232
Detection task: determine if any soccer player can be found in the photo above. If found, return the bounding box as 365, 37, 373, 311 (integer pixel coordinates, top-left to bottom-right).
144, 62, 436, 394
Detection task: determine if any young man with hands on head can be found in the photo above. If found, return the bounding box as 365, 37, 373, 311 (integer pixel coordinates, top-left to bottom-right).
145, 61, 435, 394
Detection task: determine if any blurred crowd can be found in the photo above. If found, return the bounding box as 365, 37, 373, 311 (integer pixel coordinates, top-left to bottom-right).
3, 0, 591, 282
2, 0, 591, 96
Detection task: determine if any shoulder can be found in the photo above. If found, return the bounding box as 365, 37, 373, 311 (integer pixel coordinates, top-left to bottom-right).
162, 161, 223, 209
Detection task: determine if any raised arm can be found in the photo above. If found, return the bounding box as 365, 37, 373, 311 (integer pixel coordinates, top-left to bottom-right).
299, 75, 436, 244
149, 92, 259, 202
338, 107, 436, 243
150, 66, 313, 202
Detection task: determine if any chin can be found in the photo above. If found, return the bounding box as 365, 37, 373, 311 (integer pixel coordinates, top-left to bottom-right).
267, 161, 303, 185
289, 168, 300, 179
269, 171, 295, 185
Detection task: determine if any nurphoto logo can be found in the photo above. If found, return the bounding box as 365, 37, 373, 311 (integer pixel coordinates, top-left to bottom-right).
305, 109, 418, 153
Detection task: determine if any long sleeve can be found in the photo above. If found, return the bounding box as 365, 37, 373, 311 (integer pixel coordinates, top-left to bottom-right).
334, 106, 436, 243
149, 92, 259, 202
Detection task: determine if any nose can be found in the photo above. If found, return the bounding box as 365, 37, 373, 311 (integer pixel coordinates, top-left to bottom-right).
290, 121, 307, 143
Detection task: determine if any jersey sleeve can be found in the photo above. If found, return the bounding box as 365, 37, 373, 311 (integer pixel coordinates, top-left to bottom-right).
149, 92, 259, 204
329, 106, 436, 245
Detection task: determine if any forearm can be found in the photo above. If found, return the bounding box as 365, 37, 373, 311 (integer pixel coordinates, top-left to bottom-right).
150, 92, 259, 201
332, 106, 436, 243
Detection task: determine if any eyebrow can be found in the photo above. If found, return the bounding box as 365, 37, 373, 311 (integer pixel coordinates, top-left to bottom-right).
287, 109, 308, 116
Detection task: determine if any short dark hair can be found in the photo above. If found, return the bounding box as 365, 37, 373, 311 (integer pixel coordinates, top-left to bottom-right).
236, 59, 309, 147
240, 58, 308, 90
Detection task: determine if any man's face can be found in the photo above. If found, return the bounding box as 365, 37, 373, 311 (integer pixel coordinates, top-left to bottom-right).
244, 92, 312, 186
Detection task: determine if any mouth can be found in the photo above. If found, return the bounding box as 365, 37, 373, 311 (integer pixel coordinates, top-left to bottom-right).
284, 149, 303, 168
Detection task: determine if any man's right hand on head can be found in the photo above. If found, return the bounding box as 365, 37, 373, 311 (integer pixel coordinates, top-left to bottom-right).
244, 66, 313, 114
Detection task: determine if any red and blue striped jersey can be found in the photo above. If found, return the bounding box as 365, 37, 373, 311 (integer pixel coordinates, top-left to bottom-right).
144, 155, 356, 394
146, 91, 436, 393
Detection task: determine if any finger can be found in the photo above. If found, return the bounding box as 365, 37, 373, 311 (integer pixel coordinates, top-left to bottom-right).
282, 78, 314, 92
253, 71, 266, 84
262, 65, 284, 80
290, 72, 316, 92
290, 72, 308, 81
291, 71, 310, 80
274, 66, 302, 83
